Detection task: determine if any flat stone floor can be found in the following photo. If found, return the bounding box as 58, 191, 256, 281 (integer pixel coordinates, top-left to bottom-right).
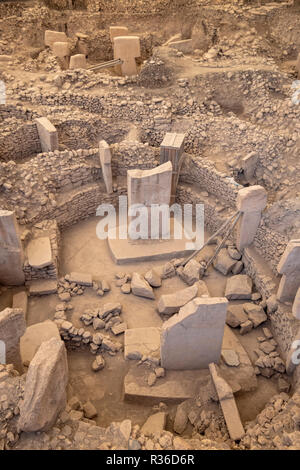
1, 215, 279, 429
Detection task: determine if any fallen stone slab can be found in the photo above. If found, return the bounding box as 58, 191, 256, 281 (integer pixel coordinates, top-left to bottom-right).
169, 39, 193, 54
213, 249, 237, 276
243, 303, 267, 328
124, 327, 161, 360
67, 272, 93, 286
220, 326, 257, 393
209, 363, 245, 441
225, 275, 252, 300
131, 272, 155, 300
99, 302, 122, 320
124, 364, 211, 404
19, 337, 68, 432
12, 291, 28, 318
181, 259, 202, 285
144, 269, 162, 288
141, 412, 166, 436
20, 320, 61, 366
157, 282, 199, 315
226, 304, 248, 328
27, 237, 52, 269
29, 279, 58, 296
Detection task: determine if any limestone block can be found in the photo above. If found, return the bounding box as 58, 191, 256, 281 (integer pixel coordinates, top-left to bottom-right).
236, 185, 267, 212
45, 30, 68, 48
35, 117, 58, 152
20, 320, 61, 366
0, 308, 26, 373
0, 210, 25, 286
27, 236, 52, 269
144, 269, 162, 288
131, 273, 155, 300
161, 297, 228, 370
225, 275, 252, 300
213, 248, 237, 275
67, 272, 93, 286
277, 239, 300, 275
114, 36, 140, 76
19, 337, 68, 432
29, 279, 58, 296
52, 41, 70, 58
209, 363, 245, 441
141, 412, 166, 436
69, 54, 86, 69
99, 140, 113, 194
157, 282, 199, 315
109, 26, 129, 42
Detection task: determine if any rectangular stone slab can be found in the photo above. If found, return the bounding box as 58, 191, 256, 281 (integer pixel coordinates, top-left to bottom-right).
67, 272, 93, 286
161, 297, 228, 370
29, 280, 58, 296
35, 117, 58, 153
124, 364, 211, 404
27, 237, 52, 269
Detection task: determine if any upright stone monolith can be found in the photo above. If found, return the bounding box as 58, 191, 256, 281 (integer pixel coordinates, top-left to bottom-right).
161, 297, 228, 370
0, 210, 25, 286
277, 239, 300, 303
113, 36, 140, 76
236, 185, 267, 251
99, 140, 113, 194
0, 308, 26, 373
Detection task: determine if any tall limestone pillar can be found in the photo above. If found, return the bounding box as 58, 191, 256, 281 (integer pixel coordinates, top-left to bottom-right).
0, 210, 25, 286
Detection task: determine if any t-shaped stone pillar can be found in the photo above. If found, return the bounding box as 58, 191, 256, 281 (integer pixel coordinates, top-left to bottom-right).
235, 185, 267, 251
0, 210, 25, 286
0, 308, 26, 373
52, 41, 70, 69
277, 239, 300, 303
99, 140, 113, 194
160, 132, 185, 204
127, 161, 172, 240
109, 26, 129, 42
69, 54, 86, 69
113, 36, 140, 77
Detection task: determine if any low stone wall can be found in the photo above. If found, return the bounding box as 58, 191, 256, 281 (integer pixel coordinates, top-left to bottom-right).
0, 122, 41, 162
180, 155, 242, 208
254, 225, 288, 273
243, 248, 297, 356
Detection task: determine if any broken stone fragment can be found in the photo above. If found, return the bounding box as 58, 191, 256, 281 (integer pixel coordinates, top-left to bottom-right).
239, 320, 253, 335
83, 401, 97, 419
67, 272, 93, 287
226, 304, 248, 328
213, 248, 237, 276
243, 303, 267, 328
141, 412, 166, 436
121, 283, 131, 294
173, 402, 188, 434
131, 272, 155, 299
92, 354, 105, 372
99, 302, 122, 319
157, 282, 199, 315
144, 269, 162, 287
160, 262, 176, 279
225, 275, 252, 300
19, 337, 68, 432
93, 318, 105, 330
181, 259, 202, 285
221, 349, 240, 367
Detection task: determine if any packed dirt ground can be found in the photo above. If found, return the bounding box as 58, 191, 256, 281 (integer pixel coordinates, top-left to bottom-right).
0, 0, 300, 452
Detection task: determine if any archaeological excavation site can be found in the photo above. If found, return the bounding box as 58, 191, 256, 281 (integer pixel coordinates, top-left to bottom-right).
0, 0, 300, 454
